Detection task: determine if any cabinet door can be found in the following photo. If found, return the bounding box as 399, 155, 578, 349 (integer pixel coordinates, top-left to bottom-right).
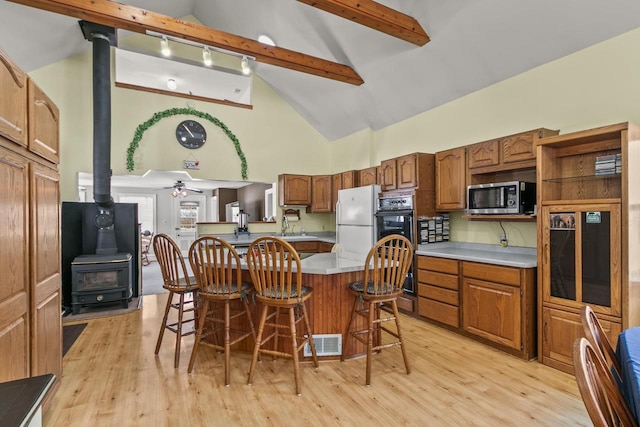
468, 140, 499, 169
396, 154, 417, 189
331, 173, 342, 213
435, 147, 467, 210
502, 133, 535, 164
380, 159, 397, 191
28, 79, 60, 164
0, 51, 28, 146
0, 144, 30, 382
462, 277, 521, 350
540, 203, 621, 316
541, 306, 621, 374
278, 174, 311, 206
310, 175, 332, 213
30, 164, 61, 378
359, 167, 378, 187
342, 170, 357, 189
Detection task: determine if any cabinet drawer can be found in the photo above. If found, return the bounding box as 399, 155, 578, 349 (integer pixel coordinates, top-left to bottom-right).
418, 283, 458, 306
416, 256, 458, 274
418, 298, 459, 328
418, 270, 459, 290
462, 261, 520, 286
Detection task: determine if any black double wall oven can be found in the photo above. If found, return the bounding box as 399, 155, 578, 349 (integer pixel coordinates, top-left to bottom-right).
375, 194, 415, 295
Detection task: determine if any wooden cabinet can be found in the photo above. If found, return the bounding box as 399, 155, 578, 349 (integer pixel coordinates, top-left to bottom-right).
380, 153, 435, 192
536, 122, 640, 373
0, 49, 61, 388
435, 147, 466, 210
467, 128, 558, 176
308, 175, 332, 213
417, 254, 536, 359
291, 241, 319, 253
358, 166, 379, 187
0, 49, 28, 147
417, 256, 460, 328
278, 174, 312, 206
318, 241, 334, 253
462, 262, 536, 359
28, 79, 60, 164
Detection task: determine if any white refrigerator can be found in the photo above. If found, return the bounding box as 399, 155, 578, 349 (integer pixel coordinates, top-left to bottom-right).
335, 185, 381, 258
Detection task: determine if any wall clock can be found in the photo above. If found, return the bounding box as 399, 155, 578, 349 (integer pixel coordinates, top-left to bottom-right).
175, 120, 207, 149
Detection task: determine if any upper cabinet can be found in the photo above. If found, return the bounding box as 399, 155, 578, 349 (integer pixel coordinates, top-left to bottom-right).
28, 79, 60, 164
467, 128, 558, 185
308, 175, 332, 213
435, 147, 467, 211
0, 50, 28, 147
359, 166, 379, 187
278, 174, 312, 206
380, 153, 435, 192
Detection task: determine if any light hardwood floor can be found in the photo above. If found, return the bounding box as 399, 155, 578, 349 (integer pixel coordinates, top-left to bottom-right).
49, 293, 590, 426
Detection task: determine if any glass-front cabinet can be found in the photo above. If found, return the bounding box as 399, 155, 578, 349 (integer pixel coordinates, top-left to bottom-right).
536, 122, 640, 374
541, 204, 621, 316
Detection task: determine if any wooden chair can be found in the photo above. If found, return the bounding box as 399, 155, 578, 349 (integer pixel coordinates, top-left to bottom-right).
246, 236, 319, 395
573, 337, 638, 427
153, 233, 198, 368
341, 234, 413, 385
187, 236, 257, 385
581, 305, 623, 381
140, 230, 153, 266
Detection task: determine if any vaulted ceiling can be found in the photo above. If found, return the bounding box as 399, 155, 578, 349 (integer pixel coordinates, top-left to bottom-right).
2, 0, 640, 141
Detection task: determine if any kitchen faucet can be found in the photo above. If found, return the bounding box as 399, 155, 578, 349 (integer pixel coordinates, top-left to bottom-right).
281, 215, 289, 236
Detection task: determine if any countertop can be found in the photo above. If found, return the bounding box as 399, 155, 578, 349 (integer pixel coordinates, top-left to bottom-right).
415, 242, 537, 268
202, 232, 336, 246
0, 374, 55, 427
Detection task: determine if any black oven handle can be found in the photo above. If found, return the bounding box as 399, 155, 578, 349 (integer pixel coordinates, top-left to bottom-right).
375, 209, 414, 217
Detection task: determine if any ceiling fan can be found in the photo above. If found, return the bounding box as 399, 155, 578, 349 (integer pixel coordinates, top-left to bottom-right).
165, 180, 203, 198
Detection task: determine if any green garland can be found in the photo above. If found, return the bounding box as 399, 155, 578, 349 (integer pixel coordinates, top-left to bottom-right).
126, 107, 248, 180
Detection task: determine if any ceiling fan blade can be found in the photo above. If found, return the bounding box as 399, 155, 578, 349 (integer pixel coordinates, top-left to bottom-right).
185, 187, 203, 193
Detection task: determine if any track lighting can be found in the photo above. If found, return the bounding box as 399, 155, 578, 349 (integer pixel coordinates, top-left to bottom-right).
202, 46, 213, 66
241, 56, 251, 75
160, 36, 171, 57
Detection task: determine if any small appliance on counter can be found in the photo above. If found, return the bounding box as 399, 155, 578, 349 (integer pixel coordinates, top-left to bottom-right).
236, 209, 250, 235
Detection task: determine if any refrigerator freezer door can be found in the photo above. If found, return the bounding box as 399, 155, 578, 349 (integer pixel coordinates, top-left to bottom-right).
336, 225, 375, 258
336, 185, 379, 226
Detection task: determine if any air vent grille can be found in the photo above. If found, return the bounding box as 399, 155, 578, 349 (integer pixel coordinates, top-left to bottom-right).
304, 334, 342, 356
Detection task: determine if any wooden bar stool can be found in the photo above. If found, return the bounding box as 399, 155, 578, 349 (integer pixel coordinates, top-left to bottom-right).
246, 236, 319, 395
153, 233, 198, 368
187, 236, 257, 385
341, 235, 413, 385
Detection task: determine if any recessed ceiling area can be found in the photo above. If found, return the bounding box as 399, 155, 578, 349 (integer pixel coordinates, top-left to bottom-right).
2, 1, 640, 140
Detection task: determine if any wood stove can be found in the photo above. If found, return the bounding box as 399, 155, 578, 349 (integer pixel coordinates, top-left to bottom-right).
71, 253, 132, 314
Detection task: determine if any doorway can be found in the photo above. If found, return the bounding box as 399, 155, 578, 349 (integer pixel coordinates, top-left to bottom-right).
172, 194, 206, 254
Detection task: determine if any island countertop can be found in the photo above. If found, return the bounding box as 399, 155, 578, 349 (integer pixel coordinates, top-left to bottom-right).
415, 242, 537, 268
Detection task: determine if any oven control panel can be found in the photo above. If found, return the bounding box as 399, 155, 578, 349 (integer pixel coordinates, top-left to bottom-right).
378, 195, 413, 211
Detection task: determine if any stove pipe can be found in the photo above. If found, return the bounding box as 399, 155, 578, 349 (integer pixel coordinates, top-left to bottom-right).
80, 21, 118, 255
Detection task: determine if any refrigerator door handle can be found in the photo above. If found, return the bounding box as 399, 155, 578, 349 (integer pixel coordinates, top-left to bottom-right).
336, 201, 341, 224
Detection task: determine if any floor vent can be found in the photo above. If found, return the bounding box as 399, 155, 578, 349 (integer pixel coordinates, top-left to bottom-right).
304, 334, 342, 356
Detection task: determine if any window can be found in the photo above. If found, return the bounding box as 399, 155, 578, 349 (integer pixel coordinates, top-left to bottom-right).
117, 194, 156, 233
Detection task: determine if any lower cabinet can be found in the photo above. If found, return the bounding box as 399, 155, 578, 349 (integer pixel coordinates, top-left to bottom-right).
416, 255, 537, 360
541, 305, 621, 374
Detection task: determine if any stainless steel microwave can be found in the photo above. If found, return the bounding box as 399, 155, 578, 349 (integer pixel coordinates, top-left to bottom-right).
467, 181, 536, 214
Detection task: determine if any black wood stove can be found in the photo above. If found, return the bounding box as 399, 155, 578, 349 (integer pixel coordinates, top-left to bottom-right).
71, 253, 132, 314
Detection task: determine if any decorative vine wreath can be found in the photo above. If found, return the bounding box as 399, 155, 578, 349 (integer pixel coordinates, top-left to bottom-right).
126, 107, 248, 180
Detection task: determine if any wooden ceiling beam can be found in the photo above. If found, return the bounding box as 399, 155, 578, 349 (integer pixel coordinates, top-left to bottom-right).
7, 0, 364, 85
298, 0, 429, 46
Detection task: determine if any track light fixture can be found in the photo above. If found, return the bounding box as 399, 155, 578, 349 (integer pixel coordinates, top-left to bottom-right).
241, 56, 251, 75
202, 46, 213, 66
160, 36, 171, 57
147, 31, 256, 74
